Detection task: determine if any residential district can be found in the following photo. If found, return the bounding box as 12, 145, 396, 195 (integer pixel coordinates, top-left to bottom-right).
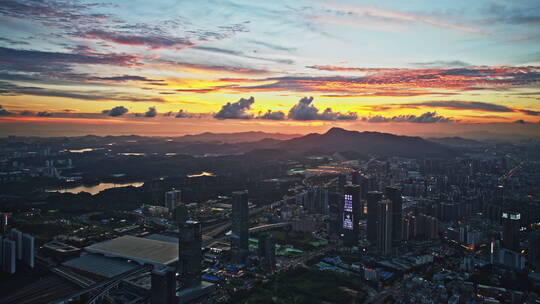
0, 137, 540, 304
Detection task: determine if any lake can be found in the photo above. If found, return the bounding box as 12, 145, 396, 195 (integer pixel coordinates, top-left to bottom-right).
47, 181, 144, 195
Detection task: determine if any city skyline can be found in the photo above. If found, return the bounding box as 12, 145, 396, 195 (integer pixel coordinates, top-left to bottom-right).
1, 0, 540, 137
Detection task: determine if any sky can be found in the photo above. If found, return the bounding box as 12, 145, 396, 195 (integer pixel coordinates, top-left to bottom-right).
0, 0, 540, 138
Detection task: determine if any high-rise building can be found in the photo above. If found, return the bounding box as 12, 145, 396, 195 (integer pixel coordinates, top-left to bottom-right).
304, 187, 329, 215
258, 233, 276, 271
151, 266, 176, 304
327, 191, 342, 235
366, 191, 383, 244
385, 186, 402, 244
528, 231, 540, 269
377, 200, 393, 255
2, 238, 16, 274
165, 189, 182, 211
10, 228, 22, 260
22, 233, 35, 268
502, 211, 521, 251
342, 185, 361, 247
0, 236, 3, 269
231, 190, 249, 264
337, 174, 346, 191
178, 220, 202, 289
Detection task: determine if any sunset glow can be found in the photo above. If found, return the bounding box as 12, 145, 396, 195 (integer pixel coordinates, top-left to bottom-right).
1, 0, 539, 137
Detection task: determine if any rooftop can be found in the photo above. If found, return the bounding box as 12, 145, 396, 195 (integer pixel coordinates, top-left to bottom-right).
62, 254, 138, 278
85, 235, 178, 266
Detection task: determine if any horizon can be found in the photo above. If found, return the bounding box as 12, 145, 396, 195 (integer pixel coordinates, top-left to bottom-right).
1, 0, 540, 139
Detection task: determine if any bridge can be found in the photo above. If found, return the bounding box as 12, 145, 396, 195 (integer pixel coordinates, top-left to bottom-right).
51, 264, 152, 304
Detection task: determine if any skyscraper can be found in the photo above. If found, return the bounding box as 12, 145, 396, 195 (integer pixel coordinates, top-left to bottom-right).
231, 190, 249, 264
151, 266, 176, 304
502, 211, 521, 251
304, 187, 329, 215
342, 185, 360, 247
10, 228, 22, 260
377, 200, 393, 255
367, 191, 383, 244
2, 238, 16, 274
22, 233, 35, 268
165, 188, 182, 211
178, 220, 202, 288
258, 233, 276, 271
528, 231, 540, 269
385, 186, 403, 244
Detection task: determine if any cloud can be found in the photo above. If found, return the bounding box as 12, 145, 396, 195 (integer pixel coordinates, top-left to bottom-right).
287, 97, 357, 121
36, 111, 52, 117
175, 109, 192, 118
312, 2, 484, 34
485, 3, 540, 25
0, 46, 141, 75
0, 81, 167, 103
248, 40, 296, 52
164, 109, 194, 118
91, 75, 164, 83
410, 60, 471, 68
137, 107, 157, 118
194, 46, 294, 65
407, 100, 514, 112
19, 110, 34, 116
366, 101, 540, 117
517, 109, 540, 116
214, 96, 255, 119
222, 66, 540, 97
0, 105, 12, 116
362, 112, 452, 123
102, 106, 129, 117
163, 60, 269, 75
81, 30, 193, 49
257, 110, 286, 120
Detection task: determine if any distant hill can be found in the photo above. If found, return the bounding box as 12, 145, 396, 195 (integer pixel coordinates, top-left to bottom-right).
428, 136, 483, 147
176, 131, 301, 143
277, 127, 455, 157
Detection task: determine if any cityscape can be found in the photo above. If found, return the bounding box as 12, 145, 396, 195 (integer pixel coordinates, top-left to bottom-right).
1, 0, 540, 304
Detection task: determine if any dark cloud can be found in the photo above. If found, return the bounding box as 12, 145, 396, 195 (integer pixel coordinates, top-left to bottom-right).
287, 97, 357, 121
0, 105, 12, 116
0, 46, 140, 76
362, 112, 452, 123
0, 0, 111, 30
0, 81, 166, 103
257, 110, 286, 120
517, 109, 540, 116
19, 110, 34, 116
91, 75, 164, 83
288, 97, 318, 120
36, 111, 52, 117
214, 96, 255, 119
175, 109, 192, 118
0, 37, 29, 46
102, 106, 129, 117
137, 107, 157, 118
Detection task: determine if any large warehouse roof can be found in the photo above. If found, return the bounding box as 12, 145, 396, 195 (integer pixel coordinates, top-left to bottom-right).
62, 254, 138, 278
85, 235, 178, 266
